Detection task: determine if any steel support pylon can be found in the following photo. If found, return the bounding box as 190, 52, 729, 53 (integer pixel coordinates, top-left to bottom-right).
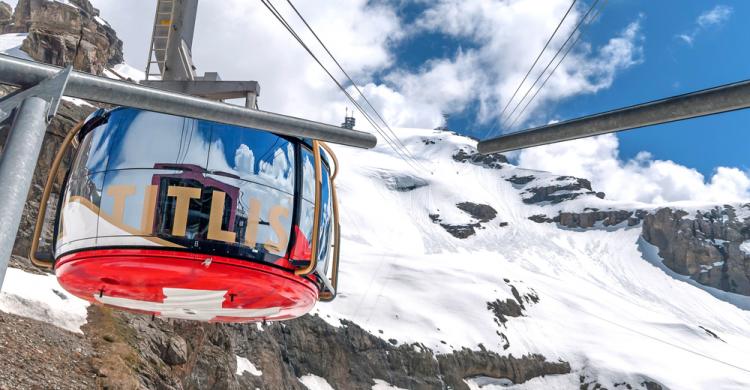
0, 67, 71, 290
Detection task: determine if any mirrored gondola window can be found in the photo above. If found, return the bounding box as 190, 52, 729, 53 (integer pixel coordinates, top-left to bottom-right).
208, 123, 295, 195
316, 163, 333, 274
93, 108, 212, 172
292, 148, 316, 261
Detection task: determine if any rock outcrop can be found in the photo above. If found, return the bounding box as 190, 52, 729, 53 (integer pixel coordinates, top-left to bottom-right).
452, 147, 508, 170
430, 202, 502, 239
530, 209, 647, 229
642, 206, 750, 295
93, 308, 570, 390
512, 175, 605, 205
0, 0, 123, 74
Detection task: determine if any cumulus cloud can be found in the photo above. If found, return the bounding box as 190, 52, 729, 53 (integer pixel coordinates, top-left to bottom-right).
47, 0, 642, 135
517, 134, 750, 204
678, 5, 733, 45
410, 0, 644, 131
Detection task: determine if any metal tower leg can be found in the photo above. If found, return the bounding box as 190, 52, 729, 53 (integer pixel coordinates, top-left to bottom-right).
0, 67, 71, 290
0, 97, 50, 289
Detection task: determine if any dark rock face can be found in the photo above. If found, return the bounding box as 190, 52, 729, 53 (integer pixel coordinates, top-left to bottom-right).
642, 206, 750, 295
507, 175, 536, 185
453, 147, 508, 169
0, 0, 124, 74
529, 209, 648, 229
579, 374, 665, 390
457, 202, 497, 223
76, 308, 572, 390
431, 202, 503, 239
0, 2, 12, 25
519, 176, 604, 205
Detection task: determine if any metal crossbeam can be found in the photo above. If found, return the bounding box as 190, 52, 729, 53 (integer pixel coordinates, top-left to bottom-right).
477, 79, 750, 154
0, 54, 377, 149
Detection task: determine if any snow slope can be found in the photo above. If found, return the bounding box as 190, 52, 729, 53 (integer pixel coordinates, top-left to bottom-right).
0, 267, 88, 333
311, 128, 750, 389
0, 118, 748, 388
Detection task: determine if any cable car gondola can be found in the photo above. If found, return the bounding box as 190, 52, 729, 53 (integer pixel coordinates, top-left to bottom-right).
30, 107, 341, 322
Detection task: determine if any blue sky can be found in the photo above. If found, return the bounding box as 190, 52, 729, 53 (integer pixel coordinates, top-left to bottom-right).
387, 1, 749, 178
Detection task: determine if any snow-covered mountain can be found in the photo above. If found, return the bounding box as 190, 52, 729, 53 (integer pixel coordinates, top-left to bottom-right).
312, 128, 750, 390
3, 124, 750, 389
1, 0, 750, 388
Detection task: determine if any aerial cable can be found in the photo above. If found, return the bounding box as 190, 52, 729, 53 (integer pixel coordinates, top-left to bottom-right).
259, 0, 428, 173
507, 0, 608, 129
500, 0, 601, 129
283, 0, 418, 164
493, 0, 578, 132
260, 0, 426, 172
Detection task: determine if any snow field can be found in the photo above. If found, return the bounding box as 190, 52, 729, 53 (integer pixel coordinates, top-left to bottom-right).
313, 128, 750, 389
0, 267, 89, 333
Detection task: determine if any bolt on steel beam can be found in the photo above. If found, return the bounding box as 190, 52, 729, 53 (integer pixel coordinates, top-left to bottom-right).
478, 79, 750, 154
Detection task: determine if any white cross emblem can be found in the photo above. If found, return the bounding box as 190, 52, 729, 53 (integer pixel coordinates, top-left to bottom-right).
95, 288, 281, 321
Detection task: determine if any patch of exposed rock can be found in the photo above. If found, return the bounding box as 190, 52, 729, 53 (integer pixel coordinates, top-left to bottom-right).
0, 310, 96, 389
0, 0, 123, 75
452, 147, 508, 169
229, 315, 570, 390
579, 374, 665, 390
457, 201, 497, 222
530, 209, 648, 229
642, 206, 750, 295
487, 284, 539, 327
64, 307, 573, 390
513, 175, 605, 205
431, 202, 504, 239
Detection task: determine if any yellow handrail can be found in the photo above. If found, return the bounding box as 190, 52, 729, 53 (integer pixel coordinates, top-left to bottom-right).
295, 140, 323, 276
29, 120, 86, 269
318, 142, 340, 300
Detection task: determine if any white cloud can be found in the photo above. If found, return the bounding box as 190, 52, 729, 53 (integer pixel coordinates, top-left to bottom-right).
517, 134, 750, 204
697, 5, 733, 28
410, 0, 644, 131
47, 0, 640, 135
677, 5, 732, 46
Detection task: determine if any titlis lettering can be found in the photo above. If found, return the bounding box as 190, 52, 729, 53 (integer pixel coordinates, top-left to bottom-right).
106, 184, 289, 251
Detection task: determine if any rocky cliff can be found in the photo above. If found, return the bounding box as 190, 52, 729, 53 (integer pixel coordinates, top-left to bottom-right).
0, 0, 123, 74
642, 206, 750, 295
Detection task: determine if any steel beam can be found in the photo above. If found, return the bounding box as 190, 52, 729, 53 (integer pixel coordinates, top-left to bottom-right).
0, 97, 50, 290
477, 79, 750, 154
0, 55, 377, 149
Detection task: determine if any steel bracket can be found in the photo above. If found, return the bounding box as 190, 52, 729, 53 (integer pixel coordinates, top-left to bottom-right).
0, 65, 72, 124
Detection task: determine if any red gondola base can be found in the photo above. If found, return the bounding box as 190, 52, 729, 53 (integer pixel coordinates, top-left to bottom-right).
56, 249, 318, 322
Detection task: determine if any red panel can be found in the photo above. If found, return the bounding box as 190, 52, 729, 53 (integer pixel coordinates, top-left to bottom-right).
56, 249, 318, 323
